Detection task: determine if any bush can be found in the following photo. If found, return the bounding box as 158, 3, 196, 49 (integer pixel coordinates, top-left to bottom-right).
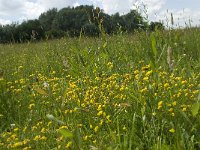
83, 23, 100, 37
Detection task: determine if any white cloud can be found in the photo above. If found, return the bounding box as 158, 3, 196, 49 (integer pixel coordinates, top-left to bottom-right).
36, 0, 74, 10
0, 0, 44, 24
0, 0, 199, 27
99, 0, 166, 15
101, 0, 132, 15
73, 2, 80, 7
0, 0, 25, 16
0, 18, 11, 25
155, 8, 200, 28
135, 0, 166, 14
22, 1, 45, 20
0, 0, 83, 24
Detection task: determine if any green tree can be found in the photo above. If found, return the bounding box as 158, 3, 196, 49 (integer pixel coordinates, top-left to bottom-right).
0, 24, 17, 43
17, 19, 44, 42
39, 8, 58, 32
53, 7, 89, 36
123, 10, 147, 32
0, 5, 159, 43
83, 23, 99, 36
111, 13, 126, 33
149, 21, 165, 31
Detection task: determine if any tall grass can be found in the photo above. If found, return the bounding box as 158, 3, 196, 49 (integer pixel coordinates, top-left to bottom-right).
0, 27, 200, 149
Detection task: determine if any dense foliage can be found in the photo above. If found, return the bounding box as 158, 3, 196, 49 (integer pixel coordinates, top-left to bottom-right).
0, 5, 163, 43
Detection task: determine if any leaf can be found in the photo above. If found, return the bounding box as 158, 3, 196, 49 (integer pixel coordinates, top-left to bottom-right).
151, 33, 157, 57
179, 111, 192, 125
103, 42, 107, 48
118, 103, 131, 107
150, 60, 156, 72
89, 145, 98, 150
73, 128, 82, 148
46, 114, 64, 124
34, 87, 48, 95
46, 114, 55, 120
191, 103, 200, 117
78, 54, 85, 67
58, 128, 73, 138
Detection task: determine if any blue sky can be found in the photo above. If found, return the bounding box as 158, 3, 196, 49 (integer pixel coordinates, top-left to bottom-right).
0, 0, 200, 28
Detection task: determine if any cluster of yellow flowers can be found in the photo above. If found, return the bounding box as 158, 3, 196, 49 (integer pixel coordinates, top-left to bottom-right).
0, 63, 199, 149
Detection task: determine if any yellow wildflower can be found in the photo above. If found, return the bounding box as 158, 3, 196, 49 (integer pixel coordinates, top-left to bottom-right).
172, 101, 177, 106
182, 107, 187, 111
12, 141, 23, 148
169, 128, 175, 133
94, 126, 99, 132
158, 101, 163, 110
65, 141, 72, 148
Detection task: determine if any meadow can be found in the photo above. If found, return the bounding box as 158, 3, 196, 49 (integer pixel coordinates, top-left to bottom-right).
0, 28, 200, 149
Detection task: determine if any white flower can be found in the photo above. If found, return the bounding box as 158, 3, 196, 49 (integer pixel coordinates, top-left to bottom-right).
43, 82, 49, 88
10, 124, 16, 128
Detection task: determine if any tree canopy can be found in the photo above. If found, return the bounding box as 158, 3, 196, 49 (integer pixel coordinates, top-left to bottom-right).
0, 5, 164, 43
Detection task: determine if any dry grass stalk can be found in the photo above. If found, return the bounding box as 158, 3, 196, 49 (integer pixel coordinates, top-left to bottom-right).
167, 46, 174, 71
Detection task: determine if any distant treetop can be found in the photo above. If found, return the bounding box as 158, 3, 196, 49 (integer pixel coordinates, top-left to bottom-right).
0, 5, 164, 43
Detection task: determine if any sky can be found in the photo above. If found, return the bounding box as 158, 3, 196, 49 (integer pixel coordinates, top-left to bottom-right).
0, 0, 200, 28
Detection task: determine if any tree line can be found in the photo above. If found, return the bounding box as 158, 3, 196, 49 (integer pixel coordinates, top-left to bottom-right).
0, 5, 164, 43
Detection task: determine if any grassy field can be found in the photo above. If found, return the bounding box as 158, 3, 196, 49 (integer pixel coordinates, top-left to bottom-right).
0, 28, 200, 149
